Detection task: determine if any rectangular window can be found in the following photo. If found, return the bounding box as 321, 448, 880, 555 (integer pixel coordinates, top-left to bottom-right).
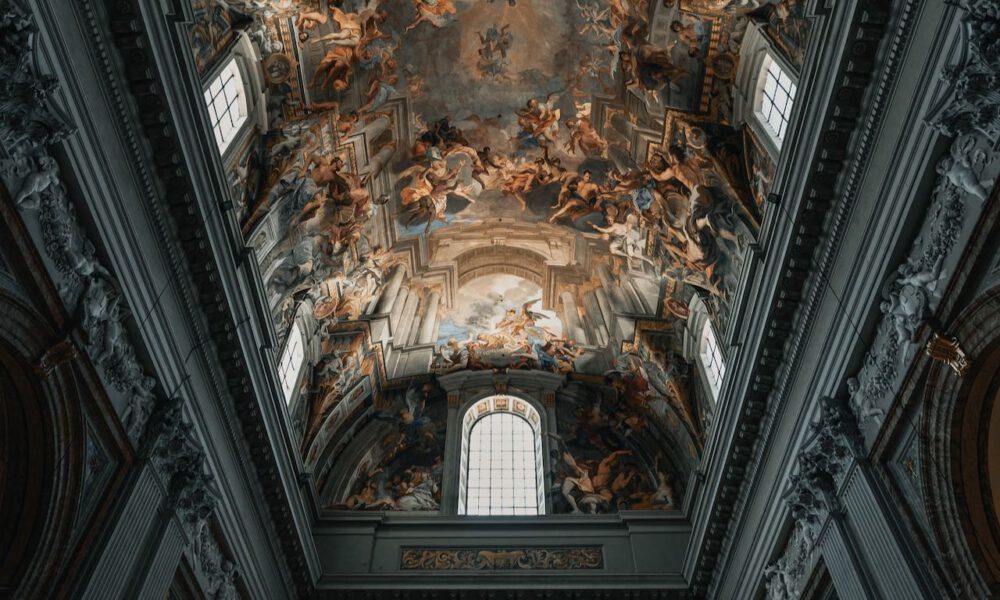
278, 323, 306, 404
758, 58, 797, 147
204, 57, 248, 154
700, 321, 726, 400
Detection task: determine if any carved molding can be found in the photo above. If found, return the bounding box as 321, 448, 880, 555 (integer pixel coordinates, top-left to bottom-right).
696, 1, 895, 594
846, 0, 999, 430
400, 547, 604, 571
189, 520, 239, 600
0, 0, 156, 447
0, 0, 224, 562
765, 397, 861, 600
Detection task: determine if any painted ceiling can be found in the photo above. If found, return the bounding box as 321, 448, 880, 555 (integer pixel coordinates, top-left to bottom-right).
187, 0, 808, 514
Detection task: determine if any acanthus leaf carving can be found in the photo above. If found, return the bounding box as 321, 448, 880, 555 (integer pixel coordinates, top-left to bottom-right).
147, 396, 216, 531
844, 2, 1000, 431
767, 397, 860, 600
190, 520, 239, 600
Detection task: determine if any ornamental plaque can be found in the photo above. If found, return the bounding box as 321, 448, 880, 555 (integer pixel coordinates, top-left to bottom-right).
400, 547, 604, 571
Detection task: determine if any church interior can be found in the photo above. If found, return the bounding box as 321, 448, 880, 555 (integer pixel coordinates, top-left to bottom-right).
0, 0, 998, 597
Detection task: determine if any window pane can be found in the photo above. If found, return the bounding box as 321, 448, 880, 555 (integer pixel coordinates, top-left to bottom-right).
204, 57, 248, 154
700, 320, 726, 400
278, 323, 306, 404
459, 401, 543, 516
757, 58, 796, 147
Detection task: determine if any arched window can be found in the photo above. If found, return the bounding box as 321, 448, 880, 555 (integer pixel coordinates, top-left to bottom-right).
699, 320, 726, 400
277, 322, 306, 404
458, 396, 544, 516
755, 55, 797, 148
204, 56, 248, 154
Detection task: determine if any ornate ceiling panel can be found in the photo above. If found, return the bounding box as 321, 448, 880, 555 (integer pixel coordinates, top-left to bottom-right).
183, 0, 810, 517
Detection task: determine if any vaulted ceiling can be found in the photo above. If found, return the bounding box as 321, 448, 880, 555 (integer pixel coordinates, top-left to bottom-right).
185, 0, 808, 514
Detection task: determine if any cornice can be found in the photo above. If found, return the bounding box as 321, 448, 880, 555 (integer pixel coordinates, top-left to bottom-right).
688, 0, 896, 596
93, 0, 310, 596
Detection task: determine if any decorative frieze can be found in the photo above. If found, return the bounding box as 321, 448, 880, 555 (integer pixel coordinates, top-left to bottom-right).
845, 1, 999, 429
0, 0, 225, 573
0, 0, 156, 447
147, 397, 216, 530
400, 547, 604, 571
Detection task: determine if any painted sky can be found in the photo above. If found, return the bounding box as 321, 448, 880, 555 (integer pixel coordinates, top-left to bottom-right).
436, 275, 563, 346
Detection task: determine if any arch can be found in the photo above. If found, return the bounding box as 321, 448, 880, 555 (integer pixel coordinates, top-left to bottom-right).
454, 246, 548, 288
0, 291, 85, 598
457, 395, 545, 516
922, 286, 1000, 597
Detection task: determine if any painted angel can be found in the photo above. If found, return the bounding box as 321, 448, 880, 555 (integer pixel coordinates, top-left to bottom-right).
405, 0, 458, 32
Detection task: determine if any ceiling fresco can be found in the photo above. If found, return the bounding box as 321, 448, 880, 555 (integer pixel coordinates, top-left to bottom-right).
187, 0, 809, 513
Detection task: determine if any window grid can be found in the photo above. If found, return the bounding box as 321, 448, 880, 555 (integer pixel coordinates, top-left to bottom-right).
204, 59, 247, 153
464, 412, 540, 516
758, 59, 797, 145
700, 321, 726, 399
278, 323, 305, 404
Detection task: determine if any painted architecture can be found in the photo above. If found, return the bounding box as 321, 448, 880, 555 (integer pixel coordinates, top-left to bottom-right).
0, 0, 998, 597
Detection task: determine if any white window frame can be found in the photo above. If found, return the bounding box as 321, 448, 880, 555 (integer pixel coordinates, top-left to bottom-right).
204, 56, 249, 155
699, 320, 726, 400
277, 322, 306, 405
754, 54, 798, 149
458, 396, 545, 516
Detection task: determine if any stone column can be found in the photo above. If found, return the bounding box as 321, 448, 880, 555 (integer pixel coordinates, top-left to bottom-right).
597, 263, 631, 314
417, 291, 441, 345
83, 465, 163, 599
394, 292, 420, 347
368, 142, 397, 180
390, 287, 409, 330
560, 291, 588, 345
595, 288, 617, 340
835, 463, 927, 598
373, 264, 405, 315
363, 115, 390, 140
582, 291, 609, 347
820, 509, 876, 600
440, 391, 463, 515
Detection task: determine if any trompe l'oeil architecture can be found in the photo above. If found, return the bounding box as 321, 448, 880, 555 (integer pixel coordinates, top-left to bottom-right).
1, 0, 998, 598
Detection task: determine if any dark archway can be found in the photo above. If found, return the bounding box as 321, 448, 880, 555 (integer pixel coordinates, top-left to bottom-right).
922, 287, 1000, 598
0, 189, 130, 599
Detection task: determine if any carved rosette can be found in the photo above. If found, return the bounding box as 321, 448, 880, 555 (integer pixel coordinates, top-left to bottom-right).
400, 547, 604, 571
